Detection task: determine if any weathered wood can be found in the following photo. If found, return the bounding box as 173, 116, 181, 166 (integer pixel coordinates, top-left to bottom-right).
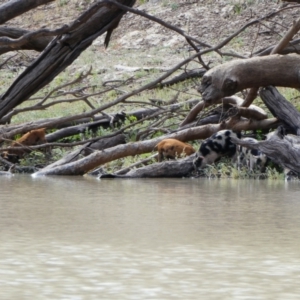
0, 0, 54, 25
41, 133, 126, 171
32, 118, 278, 176
254, 39, 300, 57
241, 18, 300, 108
281, 0, 300, 3
100, 156, 195, 178
114, 153, 157, 175
231, 129, 300, 174
180, 96, 241, 127
0, 27, 52, 53
83, 133, 126, 156
45, 114, 126, 142
199, 54, 300, 103
0, 0, 136, 120
180, 96, 267, 127
152, 69, 206, 89
43, 100, 197, 142
260, 86, 300, 134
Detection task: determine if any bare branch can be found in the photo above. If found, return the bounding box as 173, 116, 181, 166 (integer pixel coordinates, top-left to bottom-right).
0, 0, 54, 25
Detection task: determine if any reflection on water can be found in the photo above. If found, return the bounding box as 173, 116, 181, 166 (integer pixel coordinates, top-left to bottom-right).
1, 176, 300, 299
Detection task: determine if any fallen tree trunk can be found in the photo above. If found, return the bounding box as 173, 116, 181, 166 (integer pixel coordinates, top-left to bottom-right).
260, 86, 300, 134
41, 133, 126, 171
99, 156, 195, 178
32, 117, 278, 176
199, 54, 300, 103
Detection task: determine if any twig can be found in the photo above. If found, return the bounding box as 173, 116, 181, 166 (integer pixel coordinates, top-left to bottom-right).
0, 53, 17, 68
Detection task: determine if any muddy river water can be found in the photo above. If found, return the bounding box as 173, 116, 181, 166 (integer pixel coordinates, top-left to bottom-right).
0, 175, 300, 299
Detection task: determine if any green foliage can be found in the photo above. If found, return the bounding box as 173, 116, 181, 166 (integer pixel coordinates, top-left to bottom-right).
231, 36, 244, 48
233, 4, 242, 14
58, 0, 69, 7
19, 151, 48, 167
105, 90, 118, 100
126, 115, 138, 124
171, 3, 179, 10
195, 157, 285, 180
266, 167, 285, 180
135, 70, 148, 79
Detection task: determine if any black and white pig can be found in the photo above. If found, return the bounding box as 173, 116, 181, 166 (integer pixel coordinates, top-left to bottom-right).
237, 137, 268, 172
193, 130, 241, 169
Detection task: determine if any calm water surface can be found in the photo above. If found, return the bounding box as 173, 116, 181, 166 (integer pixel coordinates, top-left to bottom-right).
0, 175, 300, 299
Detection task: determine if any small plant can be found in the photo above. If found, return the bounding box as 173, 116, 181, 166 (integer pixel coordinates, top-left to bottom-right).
58, 0, 68, 7
19, 151, 49, 168
135, 70, 148, 79
266, 167, 285, 180
233, 4, 242, 14
171, 3, 179, 10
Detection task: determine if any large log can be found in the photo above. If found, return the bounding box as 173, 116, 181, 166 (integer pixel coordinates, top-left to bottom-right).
41, 133, 126, 171
199, 54, 300, 103
100, 156, 195, 178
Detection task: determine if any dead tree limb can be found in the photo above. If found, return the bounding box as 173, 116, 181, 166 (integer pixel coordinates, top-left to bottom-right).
0, 27, 52, 53
152, 69, 206, 89
0, 0, 54, 25
180, 96, 267, 127
260, 86, 300, 134
271, 18, 300, 55
282, 0, 300, 3
114, 153, 157, 175
231, 132, 300, 174
32, 117, 278, 176
254, 38, 300, 56
0, 0, 136, 120
199, 54, 300, 103
39, 133, 127, 172
241, 17, 300, 108
198, 18, 300, 107
0, 44, 207, 126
